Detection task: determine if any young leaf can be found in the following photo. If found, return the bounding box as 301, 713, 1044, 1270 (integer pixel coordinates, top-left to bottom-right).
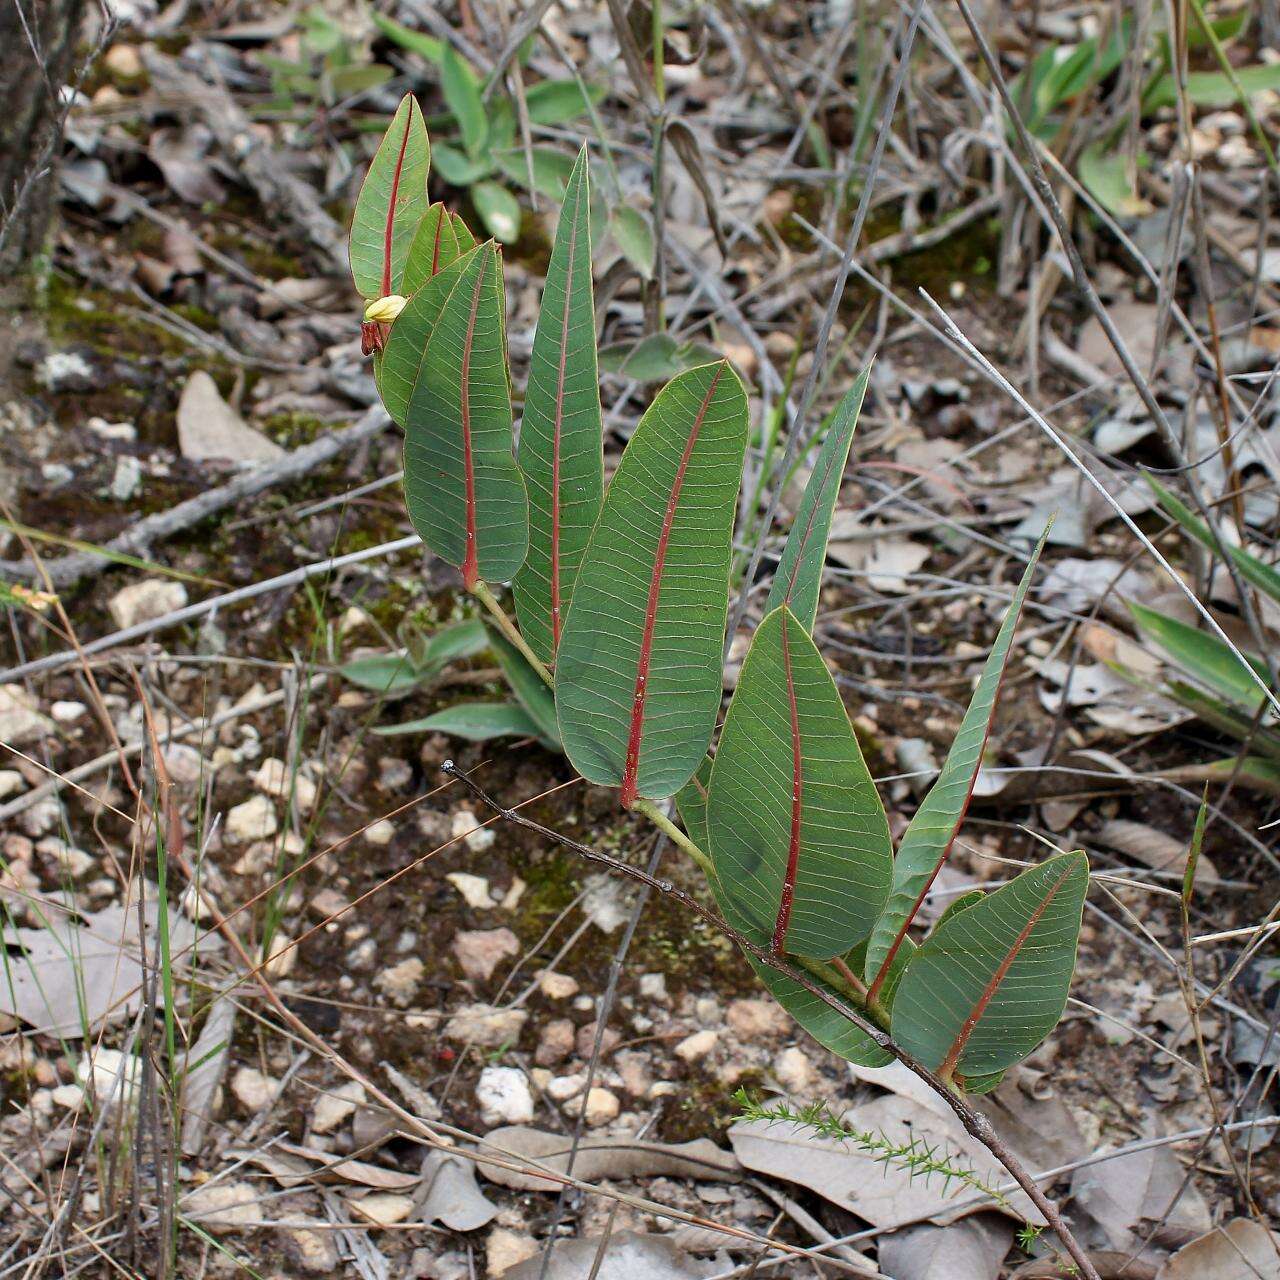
513, 148, 604, 664
349, 94, 431, 300
707, 605, 893, 958
369, 12, 444, 64
486, 626, 563, 750
891, 851, 1088, 1078
611, 206, 655, 280
403, 242, 529, 588
441, 44, 487, 157
380, 245, 480, 427
556, 361, 749, 804
338, 653, 420, 696
674, 754, 713, 853
472, 180, 522, 243
493, 148, 578, 202
401, 202, 464, 297
375, 701, 540, 741
524, 78, 604, 125
864, 539, 1045, 996
762, 368, 869, 631
452, 213, 477, 252
432, 142, 491, 185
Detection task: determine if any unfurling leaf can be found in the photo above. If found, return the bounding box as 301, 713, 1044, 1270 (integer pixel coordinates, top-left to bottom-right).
350, 94, 431, 300
892, 851, 1088, 1078
708, 605, 892, 958
403, 242, 528, 588
556, 361, 748, 804
864, 534, 1046, 997
763, 368, 868, 632
401, 202, 465, 297
514, 148, 604, 664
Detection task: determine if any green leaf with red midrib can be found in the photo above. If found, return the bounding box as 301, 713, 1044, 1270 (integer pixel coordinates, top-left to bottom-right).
349, 94, 431, 301
863, 531, 1048, 1001
555, 361, 748, 802
514, 149, 603, 665
891, 850, 1088, 1078
705, 605, 893, 960
400, 202, 464, 297
762, 368, 869, 632
402, 242, 527, 586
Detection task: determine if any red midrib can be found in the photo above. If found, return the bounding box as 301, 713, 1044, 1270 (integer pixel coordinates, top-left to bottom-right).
459, 256, 487, 590
430, 209, 445, 277
548, 197, 580, 651
619, 364, 725, 807
938, 865, 1069, 1078
381, 112, 414, 297
771, 610, 804, 954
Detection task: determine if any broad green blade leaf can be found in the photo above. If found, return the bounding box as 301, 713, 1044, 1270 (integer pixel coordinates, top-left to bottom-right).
338, 653, 420, 696
1078, 144, 1150, 218
707, 605, 893, 959
892, 851, 1088, 1078
524, 78, 603, 125
432, 141, 491, 185
380, 245, 480, 427
762, 369, 868, 631
452, 214, 477, 251
932, 889, 984, 931
599, 333, 722, 382
441, 44, 487, 157
1145, 61, 1280, 111
369, 12, 444, 63
513, 149, 604, 664
331, 63, 394, 97
421, 617, 490, 669
472, 180, 522, 243
1164, 682, 1280, 760
403, 242, 529, 588
748, 956, 891, 1067
374, 701, 539, 741
610, 206, 654, 280
556, 360, 749, 804
349, 94, 431, 300
339, 620, 487, 697
486, 625, 562, 750
401, 202, 463, 297
674, 755, 713, 853
864, 538, 1045, 993
493, 148, 577, 202
1129, 601, 1270, 713
1145, 473, 1280, 605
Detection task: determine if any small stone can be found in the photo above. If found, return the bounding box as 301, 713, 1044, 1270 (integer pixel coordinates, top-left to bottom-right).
376, 756, 412, 793
539, 971, 579, 1000
547, 1072, 586, 1101
36, 838, 94, 877
575, 1021, 621, 1059
263, 932, 296, 979
535, 1018, 575, 1067
177, 370, 285, 465
36, 350, 94, 392
583, 1087, 620, 1126
616, 1051, 652, 1097
252, 757, 317, 810
87, 416, 136, 441
0, 770, 25, 799
727, 998, 791, 1040
444, 1003, 527, 1047
487, 1227, 537, 1277
0, 685, 54, 746
50, 700, 87, 723
446, 872, 495, 908
476, 1066, 534, 1125
309, 888, 349, 920
675, 1030, 718, 1063
185, 1180, 260, 1233
375, 957, 424, 1005
107, 579, 187, 630
453, 928, 519, 982
365, 819, 395, 846
77, 1048, 141, 1108
452, 807, 495, 851
51, 1083, 84, 1109
284, 1220, 340, 1272
351, 1192, 414, 1225
638, 973, 668, 1003
231, 1066, 277, 1111
312, 1080, 365, 1134
774, 1046, 814, 1095
109, 455, 142, 501
225, 794, 277, 843
162, 744, 205, 785
103, 43, 144, 80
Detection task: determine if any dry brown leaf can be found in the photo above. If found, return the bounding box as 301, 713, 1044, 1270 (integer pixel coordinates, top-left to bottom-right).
1158, 1218, 1280, 1279
878, 1214, 1012, 1280
1096, 819, 1219, 883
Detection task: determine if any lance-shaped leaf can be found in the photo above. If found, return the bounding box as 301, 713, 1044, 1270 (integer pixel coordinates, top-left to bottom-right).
891, 851, 1088, 1079
403, 242, 528, 588
762, 368, 868, 631
556, 361, 748, 804
864, 536, 1046, 998
748, 956, 891, 1067
486, 626, 562, 750
513, 149, 604, 664
380, 245, 480, 427
376, 701, 542, 743
707, 605, 893, 958
401, 202, 464, 297
349, 94, 431, 300
674, 755, 713, 853
452, 213, 477, 252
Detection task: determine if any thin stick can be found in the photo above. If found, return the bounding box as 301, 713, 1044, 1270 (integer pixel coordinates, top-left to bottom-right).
442, 761, 1103, 1280
470, 580, 554, 685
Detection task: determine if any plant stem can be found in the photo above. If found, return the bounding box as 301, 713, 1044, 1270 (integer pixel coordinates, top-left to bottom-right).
471, 580, 554, 686
633, 797, 713, 876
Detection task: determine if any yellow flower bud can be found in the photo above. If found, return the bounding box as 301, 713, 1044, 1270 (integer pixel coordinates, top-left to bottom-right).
363, 294, 407, 323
